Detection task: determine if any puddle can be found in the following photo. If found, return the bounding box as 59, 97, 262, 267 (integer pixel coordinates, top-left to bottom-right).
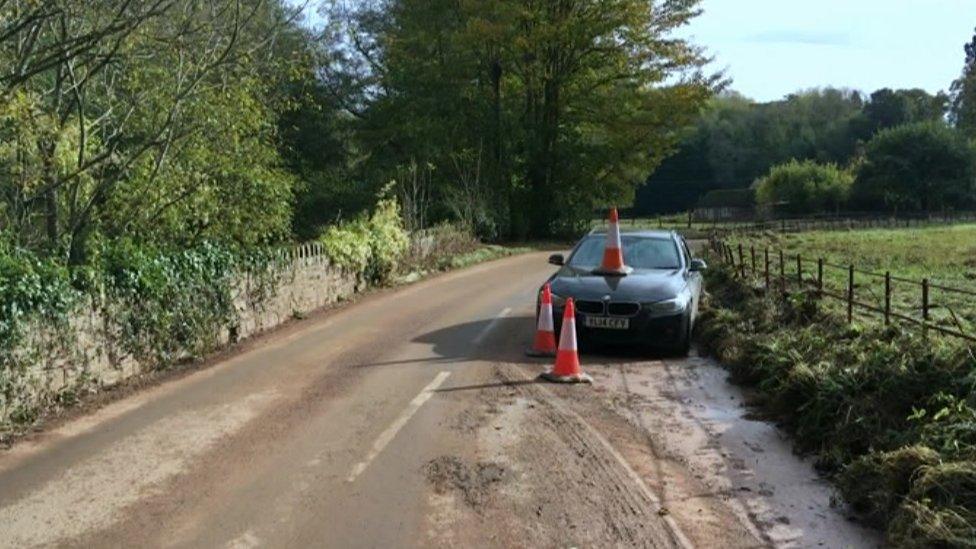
613, 354, 881, 548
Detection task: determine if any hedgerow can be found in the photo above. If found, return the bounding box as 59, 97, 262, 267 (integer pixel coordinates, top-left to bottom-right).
0, 241, 281, 437
699, 264, 976, 547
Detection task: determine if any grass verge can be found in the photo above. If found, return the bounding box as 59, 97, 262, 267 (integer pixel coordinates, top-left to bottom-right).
698, 264, 976, 547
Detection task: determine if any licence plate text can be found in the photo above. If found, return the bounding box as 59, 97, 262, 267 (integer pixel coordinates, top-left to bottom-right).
583, 316, 629, 330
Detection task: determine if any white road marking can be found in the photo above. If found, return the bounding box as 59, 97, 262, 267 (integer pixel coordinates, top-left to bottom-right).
346, 371, 452, 483
473, 307, 512, 345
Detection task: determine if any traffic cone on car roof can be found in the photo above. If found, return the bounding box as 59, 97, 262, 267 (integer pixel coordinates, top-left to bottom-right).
541, 298, 592, 384
595, 208, 631, 276
526, 283, 557, 357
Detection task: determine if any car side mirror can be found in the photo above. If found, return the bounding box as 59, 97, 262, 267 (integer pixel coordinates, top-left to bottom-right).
548, 254, 565, 266
689, 258, 707, 272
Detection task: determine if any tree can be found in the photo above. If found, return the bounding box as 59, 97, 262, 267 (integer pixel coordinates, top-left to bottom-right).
754, 160, 852, 214
0, 0, 303, 261
852, 122, 976, 212
321, 0, 718, 238
951, 28, 976, 137
853, 88, 948, 139
636, 88, 863, 214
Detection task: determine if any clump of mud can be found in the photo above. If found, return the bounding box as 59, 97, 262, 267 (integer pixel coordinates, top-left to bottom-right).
425, 456, 509, 510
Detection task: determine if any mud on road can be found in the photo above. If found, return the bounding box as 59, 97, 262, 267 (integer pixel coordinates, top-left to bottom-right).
423, 354, 880, 549
0, 252, 880, 548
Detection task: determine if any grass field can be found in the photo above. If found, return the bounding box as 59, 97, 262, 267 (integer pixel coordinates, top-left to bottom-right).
727, 224, 976, 282
720, 224, 976, 333
592, 212, 976, 242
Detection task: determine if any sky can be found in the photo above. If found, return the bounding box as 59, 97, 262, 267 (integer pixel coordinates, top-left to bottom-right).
687, 0, 976, 101
292, 1, 976, 103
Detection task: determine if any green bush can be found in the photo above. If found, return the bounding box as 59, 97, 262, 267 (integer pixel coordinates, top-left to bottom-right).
319, 195, 409, 284
755, 159, 853, 214
319, 220, 373, 275
366, 197, 410, 282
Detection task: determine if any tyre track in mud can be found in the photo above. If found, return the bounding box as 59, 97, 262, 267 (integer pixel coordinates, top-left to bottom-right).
484, 363, 694, 549
621, 359, 774, 546
478, 351, 879, 549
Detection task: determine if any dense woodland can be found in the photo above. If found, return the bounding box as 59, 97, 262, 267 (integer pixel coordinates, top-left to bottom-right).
2, 1, 976, 263
639, 35, 976, 216
0, 0, 720, 267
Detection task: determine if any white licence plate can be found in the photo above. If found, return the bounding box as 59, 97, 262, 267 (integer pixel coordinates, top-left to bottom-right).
583, 316, 630, 330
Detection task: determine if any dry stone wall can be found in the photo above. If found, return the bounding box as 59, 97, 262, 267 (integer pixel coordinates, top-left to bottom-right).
6, 244, 359, 427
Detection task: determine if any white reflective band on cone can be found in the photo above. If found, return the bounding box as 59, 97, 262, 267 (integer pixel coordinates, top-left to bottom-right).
538, 303, 554, 331
559, 317, 577, 351
606, 218, 621, 250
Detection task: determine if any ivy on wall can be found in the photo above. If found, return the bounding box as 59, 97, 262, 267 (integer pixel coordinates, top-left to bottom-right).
0, 241, 283, 435
0, 198, 425, 439
0, 247, 81, 426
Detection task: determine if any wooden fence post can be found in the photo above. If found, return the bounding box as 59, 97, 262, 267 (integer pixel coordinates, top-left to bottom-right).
750, 246, 757, 273
779, 249, 786, 292
817, 258, 824, 297
884, 271, 891, 326
847, 265, 854, 324
738, 244, 746, 277
922, 278, 930, 325
764, 248, 770, 290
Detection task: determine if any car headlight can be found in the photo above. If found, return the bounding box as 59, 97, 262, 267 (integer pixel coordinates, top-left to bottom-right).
646, 291, 690, 316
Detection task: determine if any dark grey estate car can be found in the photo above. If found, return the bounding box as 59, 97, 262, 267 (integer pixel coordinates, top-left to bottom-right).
543, 230, 706, 355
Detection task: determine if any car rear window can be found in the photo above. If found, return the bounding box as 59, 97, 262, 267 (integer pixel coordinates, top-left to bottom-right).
569, 236, 681, 270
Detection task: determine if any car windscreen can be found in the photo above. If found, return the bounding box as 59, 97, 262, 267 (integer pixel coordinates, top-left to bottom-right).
568, 236, 682, 270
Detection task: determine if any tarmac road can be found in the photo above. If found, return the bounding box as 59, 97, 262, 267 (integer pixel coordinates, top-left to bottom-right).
0, 252, 878, 548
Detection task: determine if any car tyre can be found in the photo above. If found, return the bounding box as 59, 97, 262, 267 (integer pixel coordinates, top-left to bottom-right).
670, 318, 693, 357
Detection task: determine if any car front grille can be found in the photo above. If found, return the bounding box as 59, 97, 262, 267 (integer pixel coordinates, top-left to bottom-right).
608, 302, 641, 316
575, 300, 605, 315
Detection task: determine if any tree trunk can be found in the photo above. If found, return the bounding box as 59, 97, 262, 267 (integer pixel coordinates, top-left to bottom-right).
44, 188, 58, 248
529, 69, 560, 238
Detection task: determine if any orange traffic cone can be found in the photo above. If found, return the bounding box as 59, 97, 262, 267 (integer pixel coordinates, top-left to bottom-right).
595, 208, 631, 275
526, 283, 557, 357
541, 298, 592, 384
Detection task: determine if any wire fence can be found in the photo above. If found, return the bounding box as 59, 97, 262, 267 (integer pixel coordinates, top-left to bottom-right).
600, 210, 976, 235
708, 237, 976, 343
704, 212, 976, 234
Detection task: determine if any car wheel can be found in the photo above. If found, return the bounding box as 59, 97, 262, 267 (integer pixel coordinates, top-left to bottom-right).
670, 317, 693, 357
